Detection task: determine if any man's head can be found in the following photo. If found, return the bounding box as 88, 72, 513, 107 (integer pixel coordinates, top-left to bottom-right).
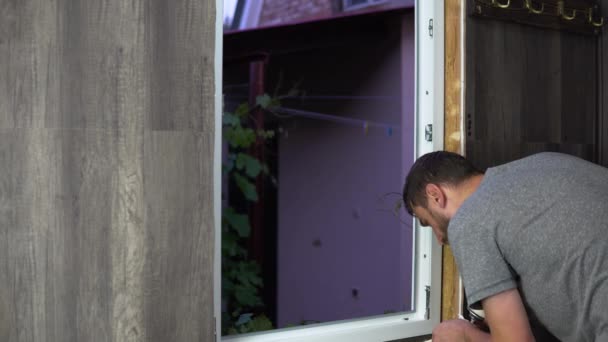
403, 151, 483, 244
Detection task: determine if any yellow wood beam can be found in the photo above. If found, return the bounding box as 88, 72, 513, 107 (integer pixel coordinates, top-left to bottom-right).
442, 0, 464, 321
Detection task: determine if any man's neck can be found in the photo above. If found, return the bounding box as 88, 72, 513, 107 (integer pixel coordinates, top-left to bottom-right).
444, 174, 484, 218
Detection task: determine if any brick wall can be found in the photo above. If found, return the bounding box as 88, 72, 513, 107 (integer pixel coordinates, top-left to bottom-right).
258, 0, 338, 26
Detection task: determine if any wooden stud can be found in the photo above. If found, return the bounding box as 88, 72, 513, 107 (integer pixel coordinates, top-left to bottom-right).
443, 0, 464, 321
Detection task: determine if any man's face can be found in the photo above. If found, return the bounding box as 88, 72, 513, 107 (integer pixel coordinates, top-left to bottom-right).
413, 205, 450, 245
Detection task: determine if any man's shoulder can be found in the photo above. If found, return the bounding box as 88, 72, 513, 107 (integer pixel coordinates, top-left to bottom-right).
448, 190, 498, 243
502, 152, 598, 171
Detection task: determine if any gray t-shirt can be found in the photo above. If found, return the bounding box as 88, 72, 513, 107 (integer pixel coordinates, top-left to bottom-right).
449, 152, 608, 342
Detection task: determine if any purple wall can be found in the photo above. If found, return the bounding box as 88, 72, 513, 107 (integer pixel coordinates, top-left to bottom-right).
276, 13, 416, 327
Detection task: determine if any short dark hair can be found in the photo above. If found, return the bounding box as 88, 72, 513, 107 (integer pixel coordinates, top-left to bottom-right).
402, 151, 482, 216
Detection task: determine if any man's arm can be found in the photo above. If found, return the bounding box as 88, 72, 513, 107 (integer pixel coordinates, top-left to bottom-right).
482, 288, 535, 342
432, 319, 490, 342
432, 289, 535, 342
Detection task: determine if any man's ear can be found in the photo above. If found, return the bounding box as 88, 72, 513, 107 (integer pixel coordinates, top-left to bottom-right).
425, 183, 446, 209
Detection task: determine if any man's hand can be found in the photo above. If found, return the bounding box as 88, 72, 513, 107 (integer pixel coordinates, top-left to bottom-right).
432, 319, 490, 342
482, 288, 535, 342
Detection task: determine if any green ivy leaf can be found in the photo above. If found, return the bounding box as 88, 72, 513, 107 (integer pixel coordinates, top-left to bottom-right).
256, 94, 272, 109
222, 234, 238, 256
224, 207, 251, 238
223, 112, 240, 127
238, 325, 249, 334
241, 131, 257, 148
235, 261, 263, 287
222, 277, 234, 293
264, 130, 275, 139
226, 127, 256, 149
234, 103, 250, 118
234, 283, 262, 307
246, 314, 273, 332
222, 231, 247, 257
236, 153, 262, 178
231, 309, 242, 318
221, 95, 285, 335
223, 127, 236, 147
256, 129, 276, 140
234, 173, 258, 202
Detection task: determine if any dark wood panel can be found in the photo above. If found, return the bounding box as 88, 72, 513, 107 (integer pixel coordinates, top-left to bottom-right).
599, 0, 608, 166
520, 28, 563, 144
469, 0, 603, 36
0, 0, 216, 341
466, 15, 598, 170
560, 32, 597, 145
467, 140, 595, 170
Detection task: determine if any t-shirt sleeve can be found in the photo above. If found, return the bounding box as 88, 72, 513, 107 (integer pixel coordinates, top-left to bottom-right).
451, 221, 517, 306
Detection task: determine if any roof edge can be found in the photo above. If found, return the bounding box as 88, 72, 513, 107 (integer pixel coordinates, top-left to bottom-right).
224, 2, 415, 36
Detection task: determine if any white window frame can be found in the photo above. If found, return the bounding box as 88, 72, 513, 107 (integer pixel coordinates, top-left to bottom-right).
342, 0, 388, 11
214, 0, 445, 340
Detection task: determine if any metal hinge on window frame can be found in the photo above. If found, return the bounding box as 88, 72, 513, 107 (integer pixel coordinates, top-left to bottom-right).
425, 285, 431, 319
425, 124, 433, 142
214, 316, 217, 340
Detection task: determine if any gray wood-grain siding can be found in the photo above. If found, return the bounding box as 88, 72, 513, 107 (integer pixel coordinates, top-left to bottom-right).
466, 15, 598, 170
0, 1, 216, 341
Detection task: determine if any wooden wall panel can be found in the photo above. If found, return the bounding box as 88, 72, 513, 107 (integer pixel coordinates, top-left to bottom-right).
0, 1, 216, 341
466, 15, 598, 170
144, 132, 214, 341
600, 0, 608, 167
443, 0, 464, 321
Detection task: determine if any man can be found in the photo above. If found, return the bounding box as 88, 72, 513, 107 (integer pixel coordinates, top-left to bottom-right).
403, 151, 608, 342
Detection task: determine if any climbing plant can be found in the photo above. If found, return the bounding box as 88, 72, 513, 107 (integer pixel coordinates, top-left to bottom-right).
221, 94, 280, 335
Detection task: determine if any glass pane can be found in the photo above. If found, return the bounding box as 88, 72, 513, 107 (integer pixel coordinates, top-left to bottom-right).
221, 0, 416, 336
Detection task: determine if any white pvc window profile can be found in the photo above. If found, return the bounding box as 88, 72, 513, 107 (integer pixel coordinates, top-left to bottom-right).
214, 0, 445, 340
